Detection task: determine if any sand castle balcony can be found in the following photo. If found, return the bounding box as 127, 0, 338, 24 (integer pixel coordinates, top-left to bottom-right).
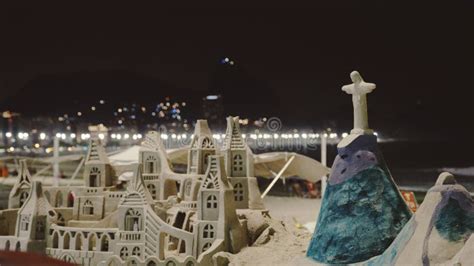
142, 174, 159, 181
120, 231, 144, 241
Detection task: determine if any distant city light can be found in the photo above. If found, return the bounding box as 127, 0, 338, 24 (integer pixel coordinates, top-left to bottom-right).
40, 133, 46, 140
5, 132, 12, 138
99, 100, 105, 104
91, 106, 96, 111
77, 112, 82, 116
206, 95, 219, 100
80, 133, 90, 140
17, 132, 29, 140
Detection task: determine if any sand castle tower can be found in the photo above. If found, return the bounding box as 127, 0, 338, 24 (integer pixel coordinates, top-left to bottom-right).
139, 131, 175, 200
15, 181, 57, 252
221, 116, 250, 209
221, 116, 264, 210
188, 120, 217, 175
83, 138, 113, 188
195, 155, 247, 257
9, 160, 32, 209
307, 71, 412, 264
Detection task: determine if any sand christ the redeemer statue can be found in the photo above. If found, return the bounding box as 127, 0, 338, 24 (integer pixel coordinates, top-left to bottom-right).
307, 71, 412, 264
342, 71, 376, 134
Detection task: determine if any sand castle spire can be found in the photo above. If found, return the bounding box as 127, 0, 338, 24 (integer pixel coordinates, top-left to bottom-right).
223, 116, 246, 150
121, 164, 153, 205
85, 138, 110, 163
342, 71, 376, 134
188, 119, 216, 175
8, 159, 33, 208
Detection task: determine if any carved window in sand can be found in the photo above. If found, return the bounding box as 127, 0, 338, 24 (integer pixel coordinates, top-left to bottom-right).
145, 155, 157, 174
20, 215, 30, 231
83, 200, 94, 215
89, 167, 101, 187
233, 183, 244, 202
206, 195, 218, 209
232, 154, 244, 172
52, 231, 59, 248
19, 191, 29, 207
185, 181, 192, 196
35, 219, 45, 239
201, 137, 214, 149
120, 247, 129, 259
147, 184, 156, 198
203, 172, 220, 189
100, 235, 110, 251
125, 209, 142, 231
203, 224, 215, 239
132, 246, 141, 256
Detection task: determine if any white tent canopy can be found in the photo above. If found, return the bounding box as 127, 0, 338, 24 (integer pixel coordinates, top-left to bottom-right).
108, 146, 329, 183
253, 152, 329, 183
108, 145, 142, 165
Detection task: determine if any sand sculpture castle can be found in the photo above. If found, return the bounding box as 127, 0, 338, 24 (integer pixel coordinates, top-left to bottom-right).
307, 71, 474, 265
0, 117, 269, 265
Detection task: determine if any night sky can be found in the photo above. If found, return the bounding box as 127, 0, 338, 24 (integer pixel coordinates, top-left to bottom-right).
0, 4, 472, 137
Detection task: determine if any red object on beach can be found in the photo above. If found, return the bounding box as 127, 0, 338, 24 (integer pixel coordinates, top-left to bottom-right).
0, 251, 73, 265
400, 190, 418, 212
1, 166, 8, 177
